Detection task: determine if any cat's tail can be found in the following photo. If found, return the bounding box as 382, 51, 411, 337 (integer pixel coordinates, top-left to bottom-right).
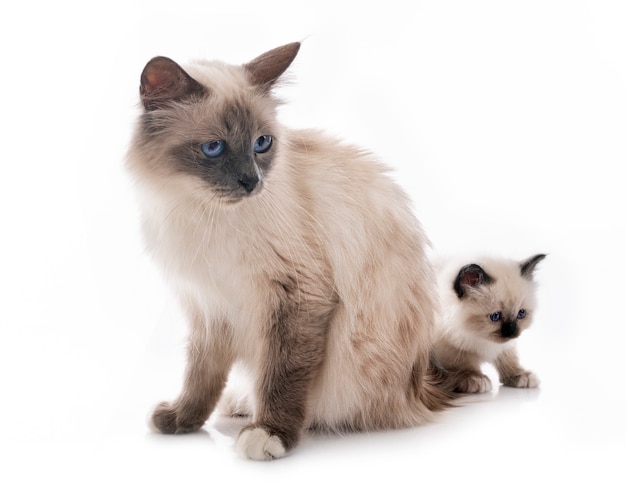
426, 354, 476, 398
412, 357, 457, 412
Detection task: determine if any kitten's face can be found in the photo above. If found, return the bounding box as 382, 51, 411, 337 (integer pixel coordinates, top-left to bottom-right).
453, 255, 545, 344
128, 43, 300, 204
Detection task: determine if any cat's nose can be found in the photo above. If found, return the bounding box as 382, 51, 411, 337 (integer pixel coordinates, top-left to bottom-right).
500, 321, 518, 338
238, 173, 259, 194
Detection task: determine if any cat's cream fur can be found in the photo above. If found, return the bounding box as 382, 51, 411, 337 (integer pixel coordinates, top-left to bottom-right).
127, 42, 449, 460
433, 255, 545, 393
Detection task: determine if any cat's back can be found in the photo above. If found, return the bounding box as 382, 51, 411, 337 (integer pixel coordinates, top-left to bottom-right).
284, 128, 394, 194
280, 127, 429, 292
282, 128, 419, 239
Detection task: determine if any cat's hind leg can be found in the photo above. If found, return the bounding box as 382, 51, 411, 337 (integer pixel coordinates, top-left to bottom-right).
216, 364, 254, 418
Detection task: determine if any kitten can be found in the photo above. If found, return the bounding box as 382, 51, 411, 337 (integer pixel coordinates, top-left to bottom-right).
126, 42, 450, 460
432, 254, 545, 394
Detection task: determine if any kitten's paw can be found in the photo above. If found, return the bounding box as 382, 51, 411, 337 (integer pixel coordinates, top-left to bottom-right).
504, 372, 540, 388
236, 426, 286, 460
456, 373, 492, 394
149, 401, 206, 434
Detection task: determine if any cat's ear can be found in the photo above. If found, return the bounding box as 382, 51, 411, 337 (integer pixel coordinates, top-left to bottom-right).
520, 254, 546, 280
453, 264, 494, 299
140, 56, 206, 110
244, 42, 301, 90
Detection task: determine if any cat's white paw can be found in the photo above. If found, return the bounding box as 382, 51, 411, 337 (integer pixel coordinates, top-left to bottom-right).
236, 427, 286, 460
515, 372, 540, 388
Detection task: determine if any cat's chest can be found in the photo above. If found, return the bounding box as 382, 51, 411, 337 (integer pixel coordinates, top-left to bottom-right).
143, 204, 260, 302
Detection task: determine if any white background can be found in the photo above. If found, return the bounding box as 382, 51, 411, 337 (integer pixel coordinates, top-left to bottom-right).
1, 1, 625, 484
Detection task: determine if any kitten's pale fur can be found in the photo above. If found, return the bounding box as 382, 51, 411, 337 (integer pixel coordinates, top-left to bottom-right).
432, 254, 545, 393
127, 42, 450, 460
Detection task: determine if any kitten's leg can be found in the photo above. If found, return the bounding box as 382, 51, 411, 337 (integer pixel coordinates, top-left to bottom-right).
495, 348, 540, 388
151, 316, 233, 434
453, 368, 493, 394
236, 296, 333, 460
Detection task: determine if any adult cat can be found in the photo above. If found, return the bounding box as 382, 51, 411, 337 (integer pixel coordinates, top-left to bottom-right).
127, 42, 449, 460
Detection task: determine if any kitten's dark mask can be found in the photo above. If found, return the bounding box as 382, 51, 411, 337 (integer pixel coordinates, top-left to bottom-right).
487, 309, 526, 340
137, 43, 300, 202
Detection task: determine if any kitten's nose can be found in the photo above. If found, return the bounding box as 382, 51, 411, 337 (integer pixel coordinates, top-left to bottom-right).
238, 173, 259, 194
500, 321, 518, 338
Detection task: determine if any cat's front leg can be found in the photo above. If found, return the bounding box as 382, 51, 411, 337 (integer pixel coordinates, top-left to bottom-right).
236, 293, 333, 460
150, 316, 233, 434
494, 348, 540, 389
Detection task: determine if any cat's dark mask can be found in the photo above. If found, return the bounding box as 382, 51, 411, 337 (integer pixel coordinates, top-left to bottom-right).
137, 43, 301, 201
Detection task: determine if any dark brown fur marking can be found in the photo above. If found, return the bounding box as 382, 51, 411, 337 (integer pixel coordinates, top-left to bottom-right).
250, 278, 337, 451
151, 318, 233, 434
140, 56, 207, 111
244, 42, 301, 88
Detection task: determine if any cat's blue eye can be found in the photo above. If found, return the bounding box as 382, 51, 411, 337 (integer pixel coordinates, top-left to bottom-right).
254, 135, 273, 154
517, 309, 526, 319
489, 312, 501, 322
201, 140, 225, 158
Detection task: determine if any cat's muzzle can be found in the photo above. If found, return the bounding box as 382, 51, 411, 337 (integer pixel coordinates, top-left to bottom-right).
238, 172, 260, 194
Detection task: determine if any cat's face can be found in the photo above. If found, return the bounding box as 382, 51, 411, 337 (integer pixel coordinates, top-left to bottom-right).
128, 43, 300, 204
452, 255, 546, 343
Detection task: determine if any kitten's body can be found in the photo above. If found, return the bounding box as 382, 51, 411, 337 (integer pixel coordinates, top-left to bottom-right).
127, 43, 449, 460
432, 255, 545, 394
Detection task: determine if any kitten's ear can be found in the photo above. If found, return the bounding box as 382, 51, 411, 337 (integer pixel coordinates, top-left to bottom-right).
453, 264, 494, 299
244, 42, 300, 90
520, 254, 546, 280
140, 56, 206, 110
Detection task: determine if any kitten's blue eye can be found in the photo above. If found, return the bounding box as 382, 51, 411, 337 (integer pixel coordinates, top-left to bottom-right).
200, 140, 225, 158
254, 135, 272, 154
489, 312, 501, 322
517, 309, 526, 319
